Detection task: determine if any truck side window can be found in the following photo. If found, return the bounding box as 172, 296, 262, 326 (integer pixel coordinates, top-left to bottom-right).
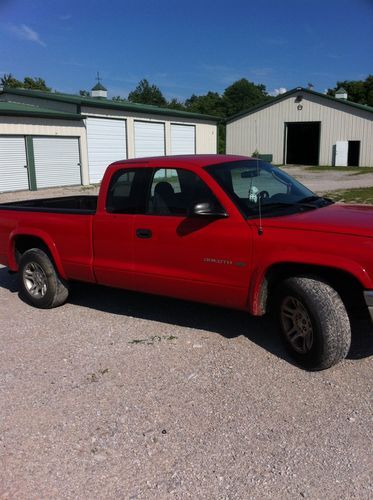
147, 168, 222, 216
106, 168, 151, 213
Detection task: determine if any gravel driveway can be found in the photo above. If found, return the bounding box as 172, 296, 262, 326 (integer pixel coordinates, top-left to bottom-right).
0, 169, 372, 498
281, 166, 373, 194
0, 269, 372, 499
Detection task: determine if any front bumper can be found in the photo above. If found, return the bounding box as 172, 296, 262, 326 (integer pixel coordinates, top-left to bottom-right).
364, 291, 373, 322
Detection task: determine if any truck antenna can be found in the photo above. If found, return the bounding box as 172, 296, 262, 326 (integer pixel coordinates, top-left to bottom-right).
255, 120, 263, 235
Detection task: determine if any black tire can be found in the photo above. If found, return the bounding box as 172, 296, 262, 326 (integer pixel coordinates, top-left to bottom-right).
276, 277, 351, 370
19, 248, 69, 309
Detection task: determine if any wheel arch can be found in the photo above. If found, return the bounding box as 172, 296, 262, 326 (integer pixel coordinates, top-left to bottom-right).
251, 262, 367, 316
9, 229, 67, 280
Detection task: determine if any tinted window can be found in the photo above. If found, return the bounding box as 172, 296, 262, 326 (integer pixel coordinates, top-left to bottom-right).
106, 168, 152, 213
147, 168, 222, 216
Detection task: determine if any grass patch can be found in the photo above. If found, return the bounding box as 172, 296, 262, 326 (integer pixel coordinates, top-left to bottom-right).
324, 187, 373, 204
80, 184, 100, 191
306, 166, 373, 174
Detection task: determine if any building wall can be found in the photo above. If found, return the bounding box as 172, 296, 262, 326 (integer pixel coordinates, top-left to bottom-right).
0, 117, 89, 184
81, 106, 217, 157
226, 93, 373, 166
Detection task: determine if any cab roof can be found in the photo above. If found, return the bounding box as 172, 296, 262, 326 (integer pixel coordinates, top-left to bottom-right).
110, 154, 250, 169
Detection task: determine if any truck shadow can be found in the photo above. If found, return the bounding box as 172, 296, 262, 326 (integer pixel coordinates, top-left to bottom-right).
1, 267, 372, 365
69, 282, 373, 363
70, 282, 294, 364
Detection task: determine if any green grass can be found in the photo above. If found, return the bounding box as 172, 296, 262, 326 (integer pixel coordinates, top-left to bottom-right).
324, 187, 373, 204
80, 184, 100, 191
306, 166, 373, 174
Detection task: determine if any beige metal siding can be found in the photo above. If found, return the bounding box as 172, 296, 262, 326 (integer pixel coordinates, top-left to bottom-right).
81, 106, 217, 157
0, 117, 89, 184
226, 93, 373, 166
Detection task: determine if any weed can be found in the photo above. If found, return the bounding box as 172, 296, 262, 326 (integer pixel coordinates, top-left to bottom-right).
128, 335, 178, 345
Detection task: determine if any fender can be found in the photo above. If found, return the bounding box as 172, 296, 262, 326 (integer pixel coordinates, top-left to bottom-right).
8, 227, 68, 280
248, 250, 373, 316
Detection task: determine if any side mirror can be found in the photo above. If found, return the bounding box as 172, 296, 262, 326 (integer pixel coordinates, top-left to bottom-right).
190, 201, 228, 218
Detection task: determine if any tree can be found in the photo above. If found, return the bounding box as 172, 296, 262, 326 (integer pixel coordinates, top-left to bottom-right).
23, 77, 51, 91
1, 73, 51, 91
1, 73, 23, 88
128, 79, 167, 106
223, 79, 271, 117
327, 75, 373, 107
166, 97, 186, 110
112, 95, 127, 102
184, 92, 226, 153
185, 91, 225, 117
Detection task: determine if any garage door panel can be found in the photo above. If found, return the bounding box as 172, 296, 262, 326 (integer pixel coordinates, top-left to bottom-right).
33, 137, 81, 189
0, 137, 29, 192
171, 124, 195, 155
86, 118, 127, 184
134, 121, 165, 158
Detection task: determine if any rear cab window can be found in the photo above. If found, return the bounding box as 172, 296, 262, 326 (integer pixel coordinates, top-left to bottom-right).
106, 168, 152, 213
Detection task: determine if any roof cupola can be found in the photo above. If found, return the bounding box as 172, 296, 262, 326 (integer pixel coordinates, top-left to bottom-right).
91, 72, 107, 98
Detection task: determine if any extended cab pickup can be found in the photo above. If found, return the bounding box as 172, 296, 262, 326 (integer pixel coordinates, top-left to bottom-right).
0, 155, 372, 370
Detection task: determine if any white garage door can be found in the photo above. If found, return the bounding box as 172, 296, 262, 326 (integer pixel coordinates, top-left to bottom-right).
171, 124, 195, 155
86, 117, 127, 183
33, 137, 81, 189
134, 121, 165, 158
0, 136, 29, 192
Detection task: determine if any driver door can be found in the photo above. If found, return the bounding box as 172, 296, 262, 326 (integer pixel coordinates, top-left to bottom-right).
131, 166, 254, 309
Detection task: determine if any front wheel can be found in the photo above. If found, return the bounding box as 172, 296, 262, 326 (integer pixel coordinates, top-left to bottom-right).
19, 248, 69, 309
277, 277, 351, 370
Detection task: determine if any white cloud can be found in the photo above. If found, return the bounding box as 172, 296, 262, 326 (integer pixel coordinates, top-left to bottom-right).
8, 24, 46, 47
59, 14, 72, 21
270, 87, 287, 96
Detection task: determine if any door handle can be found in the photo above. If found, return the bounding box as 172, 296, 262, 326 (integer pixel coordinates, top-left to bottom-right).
136, 228, 152, 239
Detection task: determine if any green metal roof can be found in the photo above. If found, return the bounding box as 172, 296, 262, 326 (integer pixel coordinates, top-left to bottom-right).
91, 82, 107, 91
0, 100, 82, 120
1, 87, 220, 122
336, 87, 347, 94
226, 87, 373, 123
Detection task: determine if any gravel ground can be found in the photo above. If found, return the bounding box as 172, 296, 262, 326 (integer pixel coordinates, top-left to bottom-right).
281, 166, 373, 194
0, 280, 372, 498
0, 169, 372, 499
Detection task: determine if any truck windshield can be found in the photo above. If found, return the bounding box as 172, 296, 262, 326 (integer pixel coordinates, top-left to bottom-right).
206, 160, 331, 218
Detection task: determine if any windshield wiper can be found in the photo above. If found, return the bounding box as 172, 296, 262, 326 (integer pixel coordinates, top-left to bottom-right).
261, 201, 317, 211
297, 195, 334, 206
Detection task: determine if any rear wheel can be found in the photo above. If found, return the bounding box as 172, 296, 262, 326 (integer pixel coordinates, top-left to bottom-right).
19, 248, 69, 308
277, 277, 351, 370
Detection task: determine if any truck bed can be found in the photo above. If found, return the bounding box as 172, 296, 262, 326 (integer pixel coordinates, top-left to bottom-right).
0, 195, 97, 214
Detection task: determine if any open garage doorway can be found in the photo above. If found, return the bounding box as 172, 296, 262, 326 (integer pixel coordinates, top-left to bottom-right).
285, 122, 320, 165
348, 141, 360, 166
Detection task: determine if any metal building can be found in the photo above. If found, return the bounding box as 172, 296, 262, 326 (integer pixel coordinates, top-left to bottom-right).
226, 87, 373, 167
0, 85, 218, 192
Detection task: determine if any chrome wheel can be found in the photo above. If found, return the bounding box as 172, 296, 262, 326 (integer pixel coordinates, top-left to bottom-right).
23, 262, 48, 298
281, 296, 313, 354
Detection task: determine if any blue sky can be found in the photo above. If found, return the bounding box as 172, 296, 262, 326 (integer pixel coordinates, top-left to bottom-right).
0, 0, 372, 100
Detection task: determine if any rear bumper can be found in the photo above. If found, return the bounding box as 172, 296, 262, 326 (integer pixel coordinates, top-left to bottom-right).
364, 291, 373, 322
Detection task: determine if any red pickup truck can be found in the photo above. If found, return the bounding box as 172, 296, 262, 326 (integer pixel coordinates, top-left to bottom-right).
0, 155, 372, 370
